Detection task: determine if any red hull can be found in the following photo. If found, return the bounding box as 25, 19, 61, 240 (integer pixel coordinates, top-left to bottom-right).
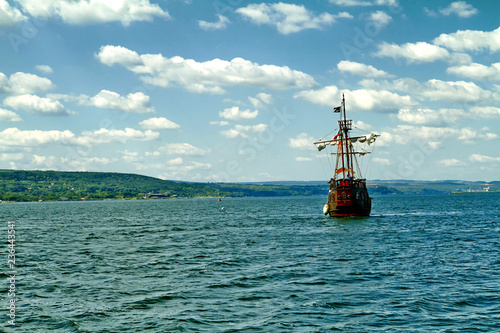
324, 179, 371, 217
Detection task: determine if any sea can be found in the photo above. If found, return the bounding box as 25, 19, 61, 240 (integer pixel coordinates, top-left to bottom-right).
1, 193, 499, 332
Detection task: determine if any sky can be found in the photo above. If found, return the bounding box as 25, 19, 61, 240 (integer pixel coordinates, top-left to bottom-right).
0, 0, 499, 182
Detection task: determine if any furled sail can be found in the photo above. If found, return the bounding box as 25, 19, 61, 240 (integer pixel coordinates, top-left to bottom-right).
357, 133, 378, 144
336, 167, 352, 174
367, 133, 377, 145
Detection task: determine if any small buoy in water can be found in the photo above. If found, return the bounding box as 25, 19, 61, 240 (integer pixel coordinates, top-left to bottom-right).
221, 207, 225, 211
218, 197, 221, 202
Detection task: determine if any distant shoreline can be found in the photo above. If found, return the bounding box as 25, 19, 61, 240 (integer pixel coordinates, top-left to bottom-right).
0, 170, 498, 203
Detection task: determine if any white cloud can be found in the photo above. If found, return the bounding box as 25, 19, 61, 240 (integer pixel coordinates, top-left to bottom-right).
368, 10, 392, 28
0, 0, 27, 26
154, 159, 213, 181
121, 150, 141, 163
470, 106, 500, 118
35, 65, 53, 74
484, 132, 498, 140
397, 108, 440, 125
209, 120, 230, 126
294, 85, 339, 106
219, 129, 240, 139
329, 0, 398, 6
397, 108, 466, 126
198, 14, 229, 30
249, 92, 273, 109
0, 153, 24, 161
145, 150, 160, 158
295, 157, 312, 162
95, 45, 142, 67
389, 125, 494, 144
32, 154, 111, 170
427, 142, 442, 149
223, 98, 245, 105
469, 154, 500, 163
422, 80, 491, 103
360, 77, 493, 104
219, 106, 258, 121
88, 90, 154, 113
32, 154, 59, 168
374, 41, 450, 63
294, 85, 415, 112
458, 127, 494, 142
182, 161, 212, 171
79, 128, 159, 145
50, 90, 155, 113
423, 7, 437, 17
345, 89, 416, 112
337, 60, 393, 78
439, 159, 465, 167
373, 157, 391, 165
15, 0, 170, 26
359, 77, 421, 93
457, 127, 476, 141
96, 45, 317, 94
391, 125, 458, 143
353, 120, 372, 130
139, 117, 180, 130
0, 72, 55, 95
4, 94, 74, 116
167, 157, 183, 165
447, 62, 500, 81
69, 157, 111, 169
236, 3, 350, 34
0, 108, 22, 122
248, 97, 264, 109
433, 27, 500, 53
256, 92, 273, 104
220, 124, 267, 139
0, 128, 76, 146
160, 143, 208, 156
439, 1, 478, 18
289, 133, 315, 150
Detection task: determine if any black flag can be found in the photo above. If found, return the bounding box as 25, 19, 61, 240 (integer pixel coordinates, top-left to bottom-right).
333, 106, 341, 113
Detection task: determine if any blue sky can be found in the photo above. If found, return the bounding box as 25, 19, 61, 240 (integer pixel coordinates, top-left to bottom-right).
0, 0, 499, 182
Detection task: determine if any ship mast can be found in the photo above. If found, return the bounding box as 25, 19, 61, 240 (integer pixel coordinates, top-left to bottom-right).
338, 94, 353, 181
312, 94, 380, 182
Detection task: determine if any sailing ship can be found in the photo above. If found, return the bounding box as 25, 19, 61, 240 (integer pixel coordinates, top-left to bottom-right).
314, 94, 379, 217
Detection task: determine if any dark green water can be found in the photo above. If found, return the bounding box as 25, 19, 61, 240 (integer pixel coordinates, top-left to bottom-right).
2, 193, 500, 332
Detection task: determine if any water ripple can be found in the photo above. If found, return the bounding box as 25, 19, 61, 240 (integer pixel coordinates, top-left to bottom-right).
1, 194, 499, 332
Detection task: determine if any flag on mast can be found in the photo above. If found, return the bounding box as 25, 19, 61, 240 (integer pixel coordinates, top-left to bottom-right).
333, 106, 341, 113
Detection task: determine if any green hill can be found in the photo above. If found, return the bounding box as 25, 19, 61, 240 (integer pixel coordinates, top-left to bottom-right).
0, 170, 497, 202
0, 170, 226, 202
0, 170, 331, 202
205, 182, 328, 197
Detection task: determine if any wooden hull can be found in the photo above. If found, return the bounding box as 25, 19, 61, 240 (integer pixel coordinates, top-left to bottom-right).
324, 179, 371, 217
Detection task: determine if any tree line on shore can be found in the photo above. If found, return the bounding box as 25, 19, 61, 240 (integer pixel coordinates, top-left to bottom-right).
0, 170, 329, 202
1, 170, 495, 202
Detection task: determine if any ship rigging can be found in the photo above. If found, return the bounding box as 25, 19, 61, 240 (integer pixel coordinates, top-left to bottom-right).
314, 94, 380, 217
